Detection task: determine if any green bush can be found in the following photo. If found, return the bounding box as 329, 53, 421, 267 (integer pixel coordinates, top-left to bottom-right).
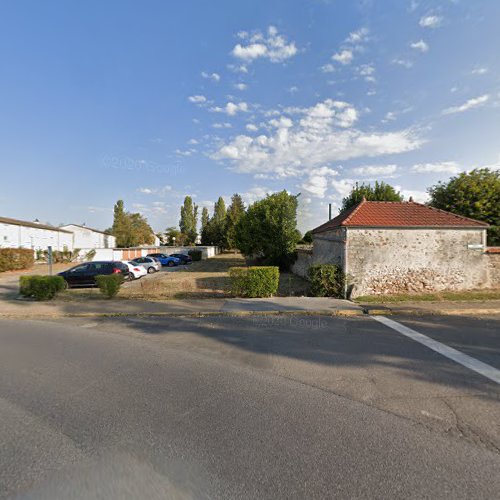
308, 264, 345, 298
19, 275, 65, 300
188, 249, 203, 261
0, 248, 35, 272
229, 266, 280, 298
95, 274, 123, 298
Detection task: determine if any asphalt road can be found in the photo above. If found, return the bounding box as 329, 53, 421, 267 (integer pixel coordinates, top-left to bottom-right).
0, 315, 499, 499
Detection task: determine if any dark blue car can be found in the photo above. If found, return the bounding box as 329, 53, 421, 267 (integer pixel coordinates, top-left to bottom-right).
147, 253, 180, 267
169, 253, 193, 264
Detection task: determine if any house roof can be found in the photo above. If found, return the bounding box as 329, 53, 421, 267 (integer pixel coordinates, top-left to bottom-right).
0, 216, 73, 233
59, 224, 112, 236
312, 199, 489, 234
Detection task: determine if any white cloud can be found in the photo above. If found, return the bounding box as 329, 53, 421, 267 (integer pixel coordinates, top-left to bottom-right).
392, 58, 413, 69
357, 64, 376, 82
301, 167, 339, 198
138, 187, 154, 194
234, 83, 247, 90
411, 161, 460, 173
332, 49, 353, 65
410, 40, 429, 52
331, 178, 357, 198
419, 15, 443, 28
320, 63, 335, 73
231, 26, 297, 64
398, 189, 429, 203
345, 27, 369, 44
201, 71, 220, 82
212, 98, 422, 177
188, 139, 199, 145
246, 123, 258, 132
188, 95, 207, 104
288, 86, 299, 94
212, 122, 232, 129
136, 185, 173, 196
352, 165, 398, 176
210, 101, 249, 116
241, 186, 274, 205
442, 94, 490, 115
175, 149, 195, 157
471, 67, 488, 75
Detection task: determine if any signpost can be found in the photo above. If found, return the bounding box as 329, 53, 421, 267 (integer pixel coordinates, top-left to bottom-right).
47, 246, 53, 276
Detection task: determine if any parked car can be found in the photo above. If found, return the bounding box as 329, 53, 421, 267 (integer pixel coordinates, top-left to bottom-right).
169, 253, 193, 264
58, 261, 130, 288
147, 253, 181, 267
131, 256, 162, 273
122, 260, 147, 280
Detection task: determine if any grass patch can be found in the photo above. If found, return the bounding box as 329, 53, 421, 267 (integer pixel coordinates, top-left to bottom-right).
355, 289, 500, 303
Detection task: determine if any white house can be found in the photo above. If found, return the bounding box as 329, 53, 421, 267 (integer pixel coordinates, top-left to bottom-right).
0, 216, 74, 251
59, 224, 116, 249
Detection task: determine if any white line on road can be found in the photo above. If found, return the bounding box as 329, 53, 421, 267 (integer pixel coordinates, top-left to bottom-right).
371, 315, 500, 385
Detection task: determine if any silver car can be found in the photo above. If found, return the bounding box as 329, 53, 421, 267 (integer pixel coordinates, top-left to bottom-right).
130, 256, 162, 274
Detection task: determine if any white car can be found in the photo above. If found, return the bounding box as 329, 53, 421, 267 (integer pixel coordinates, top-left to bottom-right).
122, 260, 148, 280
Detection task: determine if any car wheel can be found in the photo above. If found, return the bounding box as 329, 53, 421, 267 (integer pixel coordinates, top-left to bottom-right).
147, 267, 156, 274
167, 261, 175, 267
128, 273, 136, 281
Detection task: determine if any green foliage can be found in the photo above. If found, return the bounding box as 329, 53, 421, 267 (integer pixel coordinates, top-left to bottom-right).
487, 226, 500, 246
19, 275, 65, 300
201, 207, 210, 233
229, 266, 280, 298
302, 230, 313, 244
341, 181, 403, 211
0, 248, 34, 272
188, 249, 203, 261
40, 247, 81, 263
428, 168, 500, 245
235, 190, 300, 270
225, 194, 245, 250
164, 227, 188, 246
179, 196, 198, 244
202, 197, 228, 248
95, 274, 123, 298
111, 200, 154, 247
308, 264, 345, 298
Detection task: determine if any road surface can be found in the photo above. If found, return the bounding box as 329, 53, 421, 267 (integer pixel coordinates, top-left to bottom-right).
0, 314, 499, 498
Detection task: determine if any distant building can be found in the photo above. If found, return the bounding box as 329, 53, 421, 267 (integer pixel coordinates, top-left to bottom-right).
59, 224, 116, 249
0, 216, 73, 251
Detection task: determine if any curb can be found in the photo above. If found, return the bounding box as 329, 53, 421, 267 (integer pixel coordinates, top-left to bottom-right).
0, 309, 365, 320
361, 306, 500, 316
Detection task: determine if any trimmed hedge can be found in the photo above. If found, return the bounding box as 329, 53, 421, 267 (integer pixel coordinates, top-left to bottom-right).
308, 264, 345, 298
95, 274, 123, 298
188, 249, 203, 261
229, 266, 280, 298
0, 248, 34, 272
19, 275, 66, 300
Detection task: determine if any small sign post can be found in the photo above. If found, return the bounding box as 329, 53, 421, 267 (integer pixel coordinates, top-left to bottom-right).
47, 246, 53, 276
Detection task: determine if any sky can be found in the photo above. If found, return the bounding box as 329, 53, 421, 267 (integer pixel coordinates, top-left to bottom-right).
0, 0, 499, 233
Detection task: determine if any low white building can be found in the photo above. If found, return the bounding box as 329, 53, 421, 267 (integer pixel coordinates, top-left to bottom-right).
60, 224, 116, 250
0, 216, 74, 251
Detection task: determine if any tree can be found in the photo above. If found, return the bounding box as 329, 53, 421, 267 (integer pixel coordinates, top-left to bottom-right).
202, 197, 228, 248
302, 230, 313, 244
110, 200, 155, 247
428, 168, 500, 245
235, 190, 300, 269
225, 194, 245, 250
201, 207, 210, 234
164, 226, 188, 246
179, 196, 198, 244
341, 181, 403, 211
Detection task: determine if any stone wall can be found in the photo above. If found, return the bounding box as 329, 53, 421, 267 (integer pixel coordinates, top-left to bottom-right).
291, 248, 313, 278
485, 249, 500, 287
346, 228, 491, 297
312, 228, 346, 266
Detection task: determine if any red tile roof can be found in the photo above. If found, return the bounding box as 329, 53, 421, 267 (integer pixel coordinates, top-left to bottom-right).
312, 200, 489, 233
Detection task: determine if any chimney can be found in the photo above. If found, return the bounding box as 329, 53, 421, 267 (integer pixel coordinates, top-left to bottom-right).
409, 196, 414, 202
328, 203, 332, 221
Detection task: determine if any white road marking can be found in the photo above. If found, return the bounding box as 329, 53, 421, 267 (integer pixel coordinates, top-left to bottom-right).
371, 315, 500, 385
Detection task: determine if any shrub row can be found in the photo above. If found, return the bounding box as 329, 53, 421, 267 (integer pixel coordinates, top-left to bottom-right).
19, 275, 66, 300
0, 248, 35, 272
188, 249, 203, 261
95, 274, 123, 298
308, 264, 345, 298
229, 266, 280, 298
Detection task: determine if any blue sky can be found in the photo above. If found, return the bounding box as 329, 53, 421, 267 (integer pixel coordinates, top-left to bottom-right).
1, 0, 499, 233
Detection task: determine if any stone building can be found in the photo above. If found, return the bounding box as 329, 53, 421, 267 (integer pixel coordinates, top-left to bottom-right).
292, 199, 499, 297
